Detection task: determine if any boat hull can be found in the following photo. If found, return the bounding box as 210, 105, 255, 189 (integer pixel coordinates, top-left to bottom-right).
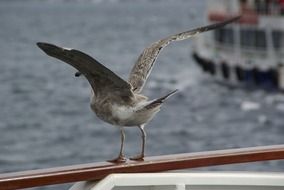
192, 52, 284, 91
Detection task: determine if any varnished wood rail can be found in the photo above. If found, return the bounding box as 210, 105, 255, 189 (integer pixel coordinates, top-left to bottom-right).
1, 144, 284, 190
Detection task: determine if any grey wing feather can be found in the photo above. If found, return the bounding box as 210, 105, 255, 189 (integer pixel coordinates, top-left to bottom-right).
128, 16, 240, 93
37, 42, 133, 98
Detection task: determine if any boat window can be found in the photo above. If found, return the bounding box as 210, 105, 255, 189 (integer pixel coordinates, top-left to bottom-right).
272, 30, 284, 51
240, 29, 254, 48
240, 0, 284, 16
240, 29, 267, 50
214, 27, 234, 45
255, 30, 266, 49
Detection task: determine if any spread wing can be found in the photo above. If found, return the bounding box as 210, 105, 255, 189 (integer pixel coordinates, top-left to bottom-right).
37, 42, 133, 98
128, 16, 240, 93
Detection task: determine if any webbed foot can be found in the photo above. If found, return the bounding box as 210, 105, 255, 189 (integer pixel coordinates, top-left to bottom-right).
107, 155, 127, 163
129, 154, 144, 161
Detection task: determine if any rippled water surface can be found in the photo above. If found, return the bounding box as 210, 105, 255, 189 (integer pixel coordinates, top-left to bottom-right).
0, 0, 284, 189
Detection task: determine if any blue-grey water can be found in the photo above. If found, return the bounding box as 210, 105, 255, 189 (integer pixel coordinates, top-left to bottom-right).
0, 0, 284, 189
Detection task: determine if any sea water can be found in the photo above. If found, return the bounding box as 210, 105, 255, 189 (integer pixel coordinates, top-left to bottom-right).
0, 1, 284, 189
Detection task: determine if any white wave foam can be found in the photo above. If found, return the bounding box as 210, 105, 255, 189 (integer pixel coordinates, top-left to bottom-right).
241, 101, 261, 111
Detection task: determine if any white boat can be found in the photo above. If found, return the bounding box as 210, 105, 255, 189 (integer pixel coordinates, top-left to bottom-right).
192, 0, 284, 91
70, 172, 284, 190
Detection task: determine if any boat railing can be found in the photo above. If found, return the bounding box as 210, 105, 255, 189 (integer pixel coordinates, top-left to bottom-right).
211, 41, 269, 63
71, 172, 284, 190
1, 144, 284, 190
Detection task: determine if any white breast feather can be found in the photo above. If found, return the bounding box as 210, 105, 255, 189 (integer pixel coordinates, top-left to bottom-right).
111, 104, 134, 120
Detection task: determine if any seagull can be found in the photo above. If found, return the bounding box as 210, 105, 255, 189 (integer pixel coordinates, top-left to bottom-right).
37, 16, 240, 163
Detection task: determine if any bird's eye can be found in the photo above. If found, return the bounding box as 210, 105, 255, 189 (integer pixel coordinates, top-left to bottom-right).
75, 72, 81, 77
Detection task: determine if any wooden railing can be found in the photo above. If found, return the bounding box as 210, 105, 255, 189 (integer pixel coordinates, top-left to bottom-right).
1, 144, 284, 190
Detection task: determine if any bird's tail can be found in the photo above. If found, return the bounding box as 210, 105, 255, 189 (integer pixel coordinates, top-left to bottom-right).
154, 89, 178, 104
143, 89, 178, 110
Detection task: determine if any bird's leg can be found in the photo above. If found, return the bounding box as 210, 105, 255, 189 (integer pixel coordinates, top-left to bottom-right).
108, 127, 127, 163
130, 125, 146, 161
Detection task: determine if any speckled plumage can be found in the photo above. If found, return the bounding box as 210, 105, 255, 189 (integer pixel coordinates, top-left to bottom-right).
37, 16, 239, 163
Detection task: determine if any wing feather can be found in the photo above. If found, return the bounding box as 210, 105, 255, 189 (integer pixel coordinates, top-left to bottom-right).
37, 42, 133, 98
128, 16, 240, 93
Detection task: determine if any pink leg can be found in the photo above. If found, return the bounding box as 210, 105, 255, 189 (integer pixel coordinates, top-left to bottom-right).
130, 125, 146, 161
108, 128, 127, 163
